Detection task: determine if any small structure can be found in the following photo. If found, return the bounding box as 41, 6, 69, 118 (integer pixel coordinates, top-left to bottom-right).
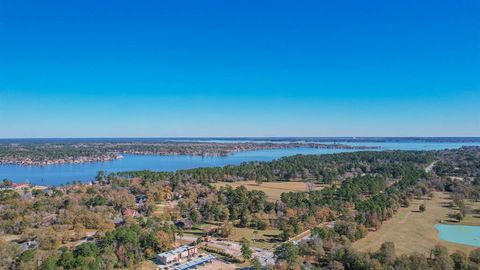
112, 216, 125, 226
1, 182, 30, 191
156, 245, 198, 265
14, 239, 38, 252
135, 195, 147, 206
122, 208, 138, 217
12, 183, 30, 190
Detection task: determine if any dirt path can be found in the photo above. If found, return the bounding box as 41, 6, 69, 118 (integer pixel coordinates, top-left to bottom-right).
425, 161, 438, 173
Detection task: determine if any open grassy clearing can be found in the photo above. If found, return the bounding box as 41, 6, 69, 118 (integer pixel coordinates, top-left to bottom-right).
352, 192, 480, 255
226, 226, 282, 250
180, 222, 224, 241
0, 234, 21, 242
140, 260, 158, 270
153, 201, 178, 217
213, 180, 327, 201
451, 204, 480, 227
180, 222, 281, 250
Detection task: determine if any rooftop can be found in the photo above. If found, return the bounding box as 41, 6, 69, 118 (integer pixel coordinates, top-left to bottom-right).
157, 245, 194, 258
174, 254, 215, 270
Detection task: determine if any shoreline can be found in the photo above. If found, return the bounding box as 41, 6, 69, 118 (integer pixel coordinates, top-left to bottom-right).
0, 143, 380, 166
0, 154, 124, 166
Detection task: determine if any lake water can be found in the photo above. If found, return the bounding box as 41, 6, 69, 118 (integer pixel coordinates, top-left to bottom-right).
435, 224, 480, 247
1, 141, 479, 186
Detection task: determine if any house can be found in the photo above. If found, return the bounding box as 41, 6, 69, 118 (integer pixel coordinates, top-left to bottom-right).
1, 183, 30, 191
135, 195, 147, 207
203, 236, 212, 242
14, 239, 38, 252
157, 250, 178, 265
12, 183, 30, 190
42, 189, 54, 196
156, 245, 198, 265
122, 208, 138, 217
112, 216, 125, 226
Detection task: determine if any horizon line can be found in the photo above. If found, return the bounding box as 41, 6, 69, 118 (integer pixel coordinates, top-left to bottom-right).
1, 136, 480, 140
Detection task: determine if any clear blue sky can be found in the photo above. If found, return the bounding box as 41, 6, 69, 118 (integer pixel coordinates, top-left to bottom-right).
0, 0, 479, 137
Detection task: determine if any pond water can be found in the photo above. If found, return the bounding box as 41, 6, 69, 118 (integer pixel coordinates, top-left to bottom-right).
1, 141, 479, 186
435, 224, 480, 247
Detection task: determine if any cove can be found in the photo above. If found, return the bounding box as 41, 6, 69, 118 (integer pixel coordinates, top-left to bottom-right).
1, 141, 480, 186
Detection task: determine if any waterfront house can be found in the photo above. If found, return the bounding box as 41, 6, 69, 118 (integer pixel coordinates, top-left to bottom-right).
12, 183, 30, 190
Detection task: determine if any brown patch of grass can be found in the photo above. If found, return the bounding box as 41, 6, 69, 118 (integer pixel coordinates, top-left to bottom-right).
352, 192, 480, 255
139, 260, 158, 270
225, 226, 282, 250
0, 234, 21, 242
213, 181, 327, 201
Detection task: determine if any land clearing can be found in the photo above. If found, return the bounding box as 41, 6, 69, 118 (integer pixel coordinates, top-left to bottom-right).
0, 234, 21, 242
181, 222, 281, 250
226, 226, 281, 250
353, 192, 480, 255
153, 201, 179, 217
213, 180, 327, 201
140, 260, 158, 270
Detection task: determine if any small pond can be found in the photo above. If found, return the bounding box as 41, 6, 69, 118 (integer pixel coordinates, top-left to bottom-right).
435, 224, 480, 247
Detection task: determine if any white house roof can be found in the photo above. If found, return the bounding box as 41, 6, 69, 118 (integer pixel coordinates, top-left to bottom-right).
157, 245, 194, 258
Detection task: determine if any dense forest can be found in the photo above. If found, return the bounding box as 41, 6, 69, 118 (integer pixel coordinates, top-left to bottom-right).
1, 147, 479, 269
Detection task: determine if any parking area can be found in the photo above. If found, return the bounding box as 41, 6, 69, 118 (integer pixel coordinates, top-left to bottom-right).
194, 259, 236, 270
170, 236, 276, 268
156, 254, 215, 270
253, 248, 275, 266
204, 239, 275, 267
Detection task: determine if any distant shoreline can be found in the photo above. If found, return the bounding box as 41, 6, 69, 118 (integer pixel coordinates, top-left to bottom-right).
1, 137, 480, 144
0, 142, 379, 166
0, 154, 124, 166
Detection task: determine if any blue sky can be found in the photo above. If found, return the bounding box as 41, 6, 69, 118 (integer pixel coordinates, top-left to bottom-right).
0, 0, 479, 137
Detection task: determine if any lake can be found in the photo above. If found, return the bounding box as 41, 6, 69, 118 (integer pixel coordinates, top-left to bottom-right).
1, 141, 479, 186
435, 224, 480, 247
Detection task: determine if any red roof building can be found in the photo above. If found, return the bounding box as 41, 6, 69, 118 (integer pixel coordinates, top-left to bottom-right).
122, 208, 138, 217
12, 183, 30, 190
